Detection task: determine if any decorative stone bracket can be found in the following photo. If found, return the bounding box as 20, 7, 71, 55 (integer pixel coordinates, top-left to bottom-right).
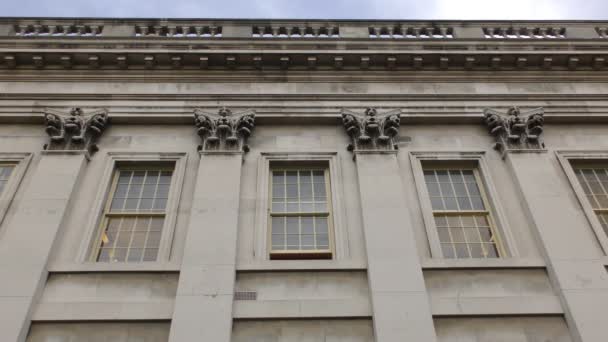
43, 107, 109, 155
194, 107, 256, 152
483, 106, 545, 156
341, 108, 401, 152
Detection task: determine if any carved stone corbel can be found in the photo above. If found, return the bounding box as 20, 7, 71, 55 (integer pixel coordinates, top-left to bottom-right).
483, 106, 545, 156
341, 108, 401, 152
43, 107, 109, 155
193, 107, 255, 152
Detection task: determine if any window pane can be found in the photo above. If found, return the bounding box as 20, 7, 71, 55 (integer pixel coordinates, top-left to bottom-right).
269, 168, 332, 255
433, 214, 500, 259
95, 165, 173, 263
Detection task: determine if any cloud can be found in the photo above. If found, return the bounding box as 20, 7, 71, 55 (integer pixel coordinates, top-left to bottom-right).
0, 0, 605, 19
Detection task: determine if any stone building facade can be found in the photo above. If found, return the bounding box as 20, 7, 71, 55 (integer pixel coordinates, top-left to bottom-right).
0, 18, 607, 342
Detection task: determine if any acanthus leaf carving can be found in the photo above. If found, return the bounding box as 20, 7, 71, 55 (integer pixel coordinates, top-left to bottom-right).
43, 107, 109, 155
194, 107, 255, 152
483, 106, 545, 156
341, 108, 401, 152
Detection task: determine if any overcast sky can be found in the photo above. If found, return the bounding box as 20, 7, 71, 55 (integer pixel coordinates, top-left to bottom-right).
0, 0, 606, 19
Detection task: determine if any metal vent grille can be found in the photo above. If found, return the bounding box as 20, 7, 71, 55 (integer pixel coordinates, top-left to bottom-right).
234, 291, 257, 301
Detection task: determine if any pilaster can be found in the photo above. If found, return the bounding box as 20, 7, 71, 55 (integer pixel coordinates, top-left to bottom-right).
0, 152, 87, 341
342, 108, 437, 342
169, 108, 254, 342
485, 106, 608, 342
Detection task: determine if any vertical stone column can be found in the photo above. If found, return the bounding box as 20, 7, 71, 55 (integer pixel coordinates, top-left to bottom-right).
0, 108, 108, 342
342, 108, 437, 342
169, 108, 254, 342
485, 107, 608, 342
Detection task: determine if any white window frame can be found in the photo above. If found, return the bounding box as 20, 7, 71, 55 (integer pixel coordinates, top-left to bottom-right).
253, 152, 348, 260
556, 150, 608, 254
410, 151, 517, 258
0, 153, 32, 228
79, 152, 187, 263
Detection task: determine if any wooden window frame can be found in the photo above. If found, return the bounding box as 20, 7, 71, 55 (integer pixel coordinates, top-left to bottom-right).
91, 164, 175, 263
79, 152, 187, 263
253, 152, 348, 261
268, 166, 334, 259
410, 151, 516, 259
556, 150, 608, 254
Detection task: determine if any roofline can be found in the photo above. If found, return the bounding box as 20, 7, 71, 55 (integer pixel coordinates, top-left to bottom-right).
0, 17, 607, 24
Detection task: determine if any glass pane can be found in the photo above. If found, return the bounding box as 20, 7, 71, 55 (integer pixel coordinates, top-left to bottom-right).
132, 171, 146, 184
300, 183, 313, 200
159, 171, 172, 183
139, 198, 153, 210
449, 170, 464, 183
286, 171, 298, 184
143, 248, 158, 261
272, 202, 285, 212
436, 170, 449, 183
286, 184, 298, 198
286, 217, 299, 234
316, 217, 328, 234
141, 184, 156, 198
316, 234, 329, 248
286, 235, 300, 248
156, 184, 170, 199
300, 171, 312, 184
441, 244, 456, 258
469, 244, 484, 258
457, 197, 472, 210
272, 184, 285, 199
272, 171, 284, 184
128, 248, 143, 262
118, 171, 132, 184
313, 170, 324, 183
424, 170, 437, 183
114, 183, 128, 197
439, 182, 454, 197
471, 196, 485, 210
430, 197, 444, 210
144, 171, 159, 183
427, 183, 440, 196
455, 244, 469, 258
286, 202, 299, 212
444, 197, 458, 210
153, 198, 167, 210
466, 182, 481, 196
314, 183, 326, 198
271, 217, 285, 234
437, 228, 451, 242
272, 234, 285, 249
434, 215, 448, 227
453, 182, 467, 196
301, 217, 314, 234
464, 228, 481, 243
451, 228, 465, 242
97, 249, 111, 262
147, 231, 162, 247
301, 235, 314, 247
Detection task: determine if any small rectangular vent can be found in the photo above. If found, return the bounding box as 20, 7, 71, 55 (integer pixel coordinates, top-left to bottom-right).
234, 291, 257, 301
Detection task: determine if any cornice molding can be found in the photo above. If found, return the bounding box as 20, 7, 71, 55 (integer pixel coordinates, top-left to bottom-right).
0, 49, 608, 72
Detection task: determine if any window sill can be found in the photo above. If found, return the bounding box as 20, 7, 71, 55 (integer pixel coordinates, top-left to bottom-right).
270, 251, 332, 260
47, 262, 181, 273
421, 257, 546, 270
237, 259, 367, 272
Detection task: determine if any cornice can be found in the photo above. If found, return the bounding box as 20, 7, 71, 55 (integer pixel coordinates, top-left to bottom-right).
3, 102, 608, 125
